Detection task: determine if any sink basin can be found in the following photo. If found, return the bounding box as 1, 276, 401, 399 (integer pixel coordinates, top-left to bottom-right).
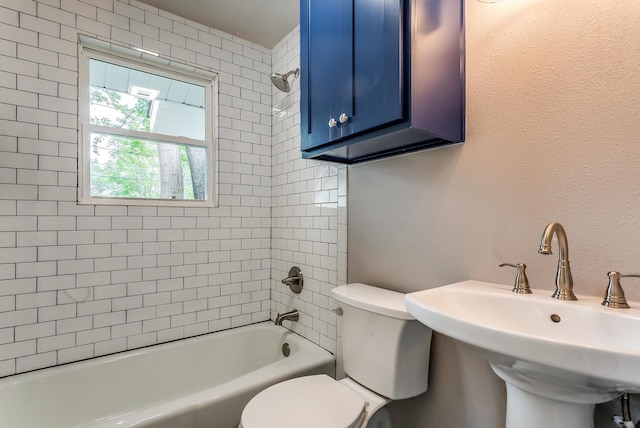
405, 280, 640, 428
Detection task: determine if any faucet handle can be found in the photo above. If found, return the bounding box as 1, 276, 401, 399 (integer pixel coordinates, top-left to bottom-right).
602, 271, 640, 309
499, 263, 532, 294
281, 266, 303, 294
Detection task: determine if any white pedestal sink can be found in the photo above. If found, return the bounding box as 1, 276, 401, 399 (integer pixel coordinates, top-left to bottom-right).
405, 281, 640, 428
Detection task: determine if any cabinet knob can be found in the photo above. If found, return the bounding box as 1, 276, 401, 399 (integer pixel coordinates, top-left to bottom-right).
339, 113, 349, 124
328, 118, 337, 128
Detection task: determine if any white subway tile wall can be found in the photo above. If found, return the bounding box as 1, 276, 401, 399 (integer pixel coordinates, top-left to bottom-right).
270, 28, 347, 355
0, 0, 279, 376
0, 1, 347, 377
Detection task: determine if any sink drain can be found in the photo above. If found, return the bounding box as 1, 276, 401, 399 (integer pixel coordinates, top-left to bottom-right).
282, 343, 290, 357
550, 314, 561, 323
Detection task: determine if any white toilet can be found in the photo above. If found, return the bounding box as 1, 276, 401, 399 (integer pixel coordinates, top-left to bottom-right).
240, 283, 433, 428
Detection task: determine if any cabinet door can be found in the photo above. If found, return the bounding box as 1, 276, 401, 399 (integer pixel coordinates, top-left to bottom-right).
300, 0, 343, 151
339, 0, 403, 138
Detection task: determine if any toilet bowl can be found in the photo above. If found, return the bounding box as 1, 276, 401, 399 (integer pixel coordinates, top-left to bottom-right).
239, 283, 433, 428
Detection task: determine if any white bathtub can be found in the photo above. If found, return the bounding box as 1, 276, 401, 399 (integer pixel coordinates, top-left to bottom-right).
0, 322, 335, 428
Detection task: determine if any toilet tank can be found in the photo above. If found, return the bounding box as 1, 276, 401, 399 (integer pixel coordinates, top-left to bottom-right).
332, 284, 432, 400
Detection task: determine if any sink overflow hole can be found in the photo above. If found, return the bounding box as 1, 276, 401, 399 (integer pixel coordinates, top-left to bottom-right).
550, 314, 561, 323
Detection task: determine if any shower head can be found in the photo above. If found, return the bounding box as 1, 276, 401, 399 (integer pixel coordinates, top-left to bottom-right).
270, 68, 300, 93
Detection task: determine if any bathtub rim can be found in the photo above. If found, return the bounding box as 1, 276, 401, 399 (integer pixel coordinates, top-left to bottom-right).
0, 321, 334, 383
0, 321, 336, 428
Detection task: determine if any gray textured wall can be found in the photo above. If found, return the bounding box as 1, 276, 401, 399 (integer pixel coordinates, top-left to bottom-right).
348, 0, 640, 426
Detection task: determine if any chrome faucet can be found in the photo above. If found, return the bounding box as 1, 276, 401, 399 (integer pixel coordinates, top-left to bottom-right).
602, 271, 640, 309
275, 309, 299, 326
538, 222, 577, 300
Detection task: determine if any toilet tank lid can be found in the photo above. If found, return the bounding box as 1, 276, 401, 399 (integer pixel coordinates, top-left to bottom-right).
332, 283, 414, 320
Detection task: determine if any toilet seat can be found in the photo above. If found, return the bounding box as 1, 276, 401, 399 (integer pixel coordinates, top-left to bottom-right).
240, 375, 367, 428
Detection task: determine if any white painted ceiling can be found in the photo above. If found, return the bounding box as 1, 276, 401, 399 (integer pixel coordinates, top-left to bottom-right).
137, 0, 299, 49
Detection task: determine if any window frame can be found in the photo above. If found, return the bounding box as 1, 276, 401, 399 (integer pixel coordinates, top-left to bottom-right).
78, 40, 218, 207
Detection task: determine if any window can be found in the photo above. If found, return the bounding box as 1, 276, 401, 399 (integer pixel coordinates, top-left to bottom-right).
78, 41, 216, 207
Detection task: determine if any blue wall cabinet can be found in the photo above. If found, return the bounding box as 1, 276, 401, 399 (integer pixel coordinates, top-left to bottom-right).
300, 0, 465, 164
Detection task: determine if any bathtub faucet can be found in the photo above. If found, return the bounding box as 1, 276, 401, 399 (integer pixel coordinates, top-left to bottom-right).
275, 309, 299, 326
